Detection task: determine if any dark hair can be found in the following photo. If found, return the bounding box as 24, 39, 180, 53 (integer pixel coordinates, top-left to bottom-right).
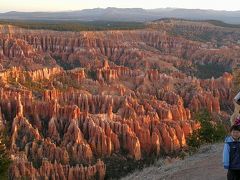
237, 99, 240, 105
230, 125, 240, 132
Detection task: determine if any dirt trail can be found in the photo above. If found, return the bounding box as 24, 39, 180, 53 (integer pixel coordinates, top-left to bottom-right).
122, 143, 227, 180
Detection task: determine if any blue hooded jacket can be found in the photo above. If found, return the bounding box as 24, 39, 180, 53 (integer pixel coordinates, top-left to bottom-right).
223, 136, 240, 169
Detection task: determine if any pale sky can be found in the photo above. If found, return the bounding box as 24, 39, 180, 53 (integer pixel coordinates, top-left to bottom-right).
0, 0, 240, 12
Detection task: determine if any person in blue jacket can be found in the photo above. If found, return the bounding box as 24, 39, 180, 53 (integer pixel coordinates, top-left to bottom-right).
223, 124, 240, 180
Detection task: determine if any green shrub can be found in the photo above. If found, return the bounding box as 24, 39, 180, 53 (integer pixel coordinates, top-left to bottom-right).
0, 133, 11, 179
186, 130, 201, 152
178, 150, 189, 160
186, 109, 227, 151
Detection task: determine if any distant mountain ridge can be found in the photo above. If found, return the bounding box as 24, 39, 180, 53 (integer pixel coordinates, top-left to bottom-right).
0, 7, 240, 24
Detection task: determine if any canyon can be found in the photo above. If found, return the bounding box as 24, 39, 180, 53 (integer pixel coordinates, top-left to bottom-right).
0, 19, 239, 179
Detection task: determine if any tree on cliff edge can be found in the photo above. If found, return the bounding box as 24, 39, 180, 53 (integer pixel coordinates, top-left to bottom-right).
232, 65, 240, 96
0, 133, 11, 179
187, 109, 226, 152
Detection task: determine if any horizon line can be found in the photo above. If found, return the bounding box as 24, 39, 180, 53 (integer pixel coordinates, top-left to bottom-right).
0, 7, 240, 13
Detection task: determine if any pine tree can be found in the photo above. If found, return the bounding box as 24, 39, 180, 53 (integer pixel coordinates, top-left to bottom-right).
0, 133, 11, 179
232, 65, 240, 96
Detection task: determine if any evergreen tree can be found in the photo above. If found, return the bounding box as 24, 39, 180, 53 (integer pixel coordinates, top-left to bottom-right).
232, 64, 240, 96
0, 133, 11, 179
186, 109, 227, 152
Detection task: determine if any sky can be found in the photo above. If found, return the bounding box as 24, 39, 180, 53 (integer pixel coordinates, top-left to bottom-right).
0, 0, 240, 12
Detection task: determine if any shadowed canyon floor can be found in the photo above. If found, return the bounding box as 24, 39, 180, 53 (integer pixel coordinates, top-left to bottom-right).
122, 143, 226, 180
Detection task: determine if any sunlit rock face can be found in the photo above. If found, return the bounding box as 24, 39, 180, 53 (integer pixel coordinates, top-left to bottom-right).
0, 21, 236, 179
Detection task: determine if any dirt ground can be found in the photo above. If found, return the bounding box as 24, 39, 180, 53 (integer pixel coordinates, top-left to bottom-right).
122, 143, 227, 180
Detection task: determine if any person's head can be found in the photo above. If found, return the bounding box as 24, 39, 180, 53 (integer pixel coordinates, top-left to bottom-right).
230, 125, 240, 140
